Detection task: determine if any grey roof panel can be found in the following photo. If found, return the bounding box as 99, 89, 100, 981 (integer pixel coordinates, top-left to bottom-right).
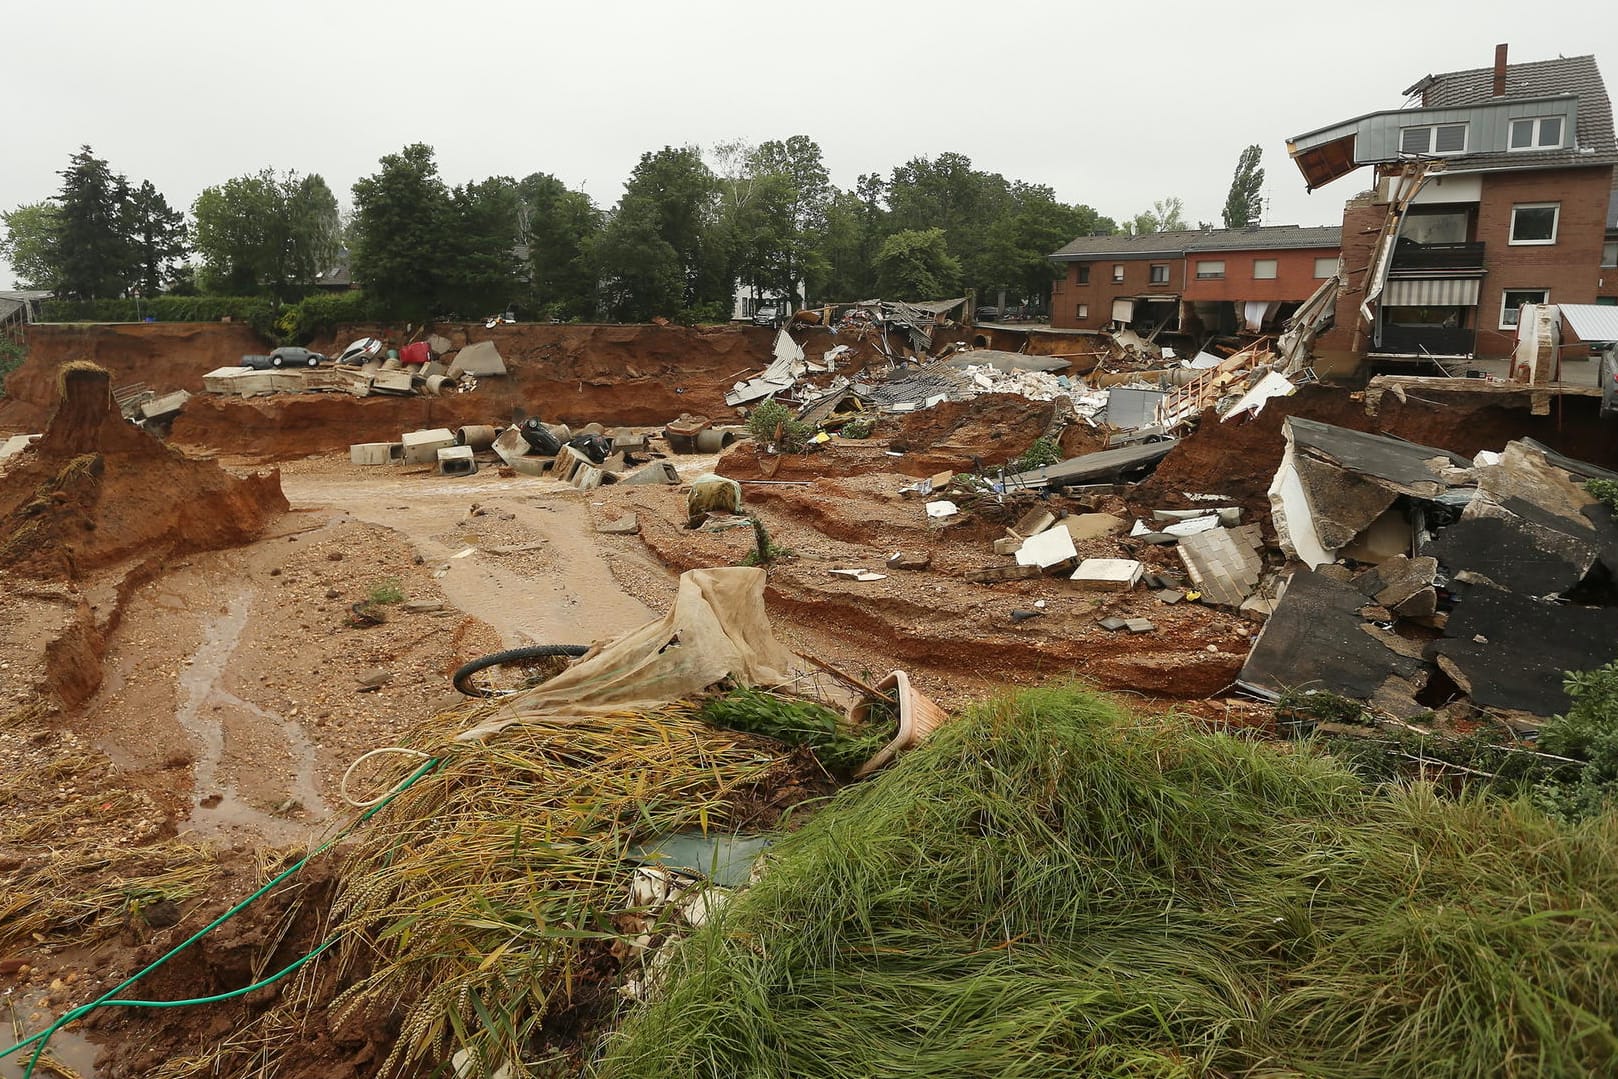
1419, 54, 1616, 155
1050, 224, 1341, 261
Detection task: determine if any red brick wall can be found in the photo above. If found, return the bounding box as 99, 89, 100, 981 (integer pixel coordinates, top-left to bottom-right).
1472, 166, 1613, 357
1180, 247, 1340, 303
1049, 256, 1183, 330
1313, 191, 1383, 372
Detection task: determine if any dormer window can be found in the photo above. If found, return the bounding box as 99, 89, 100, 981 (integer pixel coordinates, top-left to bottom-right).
1509, 116, 1564, 150
1400, 123, 1467, 155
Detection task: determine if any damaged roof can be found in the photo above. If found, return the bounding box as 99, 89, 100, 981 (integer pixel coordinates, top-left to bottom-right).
1050, 224, 1341, 262
1289, 53, 1618, 187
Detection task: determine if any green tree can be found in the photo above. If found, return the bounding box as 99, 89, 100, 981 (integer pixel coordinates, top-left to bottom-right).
0, 202, 61, 290
595, 146, 725, 318
441, 176, 522, 317
1222, 145, 1265, 229
743, 136, 830, 306
518, 172, 601, 320
819, 174, 887, 301
873, 227, 961, 299
192, 170, 339, 303
350, 143, 455, 320
54, 146, 134, 299
123, 180, 188, 296
982, 193, 1114, 312
1123, 197, 1189, 235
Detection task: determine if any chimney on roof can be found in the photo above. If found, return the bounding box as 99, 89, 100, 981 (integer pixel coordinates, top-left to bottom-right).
1493, 43, 1508, 96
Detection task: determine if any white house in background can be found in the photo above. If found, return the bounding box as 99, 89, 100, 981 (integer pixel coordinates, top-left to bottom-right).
732, 280, 807, 324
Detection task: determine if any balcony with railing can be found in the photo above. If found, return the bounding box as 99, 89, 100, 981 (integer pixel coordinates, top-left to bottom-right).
1389, 241, 1486, 274
1374, 323, 1477, 357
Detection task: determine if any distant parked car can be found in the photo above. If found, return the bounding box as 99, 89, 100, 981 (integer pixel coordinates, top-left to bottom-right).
268, 347, 326, 368
975, 306, 1001, 322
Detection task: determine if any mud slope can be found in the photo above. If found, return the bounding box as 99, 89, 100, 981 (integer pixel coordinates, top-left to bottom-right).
0, 362, 287, 579
0, 322, 271, 430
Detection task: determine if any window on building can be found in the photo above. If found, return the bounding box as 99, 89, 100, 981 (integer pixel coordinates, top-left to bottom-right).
1253, 259, 1278, 280
1400, 123, 1468, 155
1076, 264, 1090, 284
1195, 260, 1225, 280
1509, 116, 1565, 150
1403, 209, 1470, 245
1509, 204, 1559, 245
1076, 303, 1088, 319
1112, 264, 1125, 283
1603, 241, 1618, 268
1597, 297, 1618, 307
1314, 256, 1339, 278
1148, 263, 1169, 285
1500, 289, 1550, 329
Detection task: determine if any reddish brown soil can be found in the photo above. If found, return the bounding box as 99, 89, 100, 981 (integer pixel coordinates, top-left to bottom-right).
889, 393, 1056, 473
0, 365, 286, 580
0, 322, 270, 431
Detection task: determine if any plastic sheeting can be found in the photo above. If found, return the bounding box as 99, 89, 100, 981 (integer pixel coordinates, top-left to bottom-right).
458, 568, 799, 741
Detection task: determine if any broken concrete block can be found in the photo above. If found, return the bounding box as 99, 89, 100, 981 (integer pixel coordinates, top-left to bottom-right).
372, 369, 417, 395
598, 514, 640, 535
1070, 558, 1145, 591
1012, 507, 1056, 538
420, 361, 448, 379
1098, 617, 1129, 631
1392, 587, 1438, 620
402, 428, 457, 464
966, 564, 1043, 584
886, 551, 932, 571
1367, 555, 1438, 611
349, 442, 396, 466
449, 340, 506, 377
1059, 513, 1127, 541
1124, 618, 1156, 633
1154, 589, 1185, 605
1015, 527, 1078, 569
926, 501, 960, 520
138, 389, 191, 421
830, 568, 887, 582
202, 366, 253, 393
572, 464, 605, 491
1162, 515, 1221, 538
437, 445, 477, 476
619, 461, 681, 485
993, 535, 1024, 557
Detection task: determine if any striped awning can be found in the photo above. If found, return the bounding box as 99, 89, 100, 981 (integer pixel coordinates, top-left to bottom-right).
1383, 278, 1481, 307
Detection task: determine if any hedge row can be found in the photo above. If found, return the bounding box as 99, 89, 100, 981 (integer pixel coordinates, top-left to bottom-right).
38, 291, 385, 345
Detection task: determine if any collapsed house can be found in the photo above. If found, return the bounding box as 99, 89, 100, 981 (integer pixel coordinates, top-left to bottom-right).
1241, 416, 1618, 721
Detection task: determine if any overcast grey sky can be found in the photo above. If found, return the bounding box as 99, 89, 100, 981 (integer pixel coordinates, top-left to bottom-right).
2, 0, 1611, 288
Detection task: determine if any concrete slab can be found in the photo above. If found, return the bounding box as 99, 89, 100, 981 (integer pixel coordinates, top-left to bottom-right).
572, 464, 605, 490
138, 388, 191, 421
1123, 618, 1156, 633
993, 535, 1023, 556
350, 442, 395, 466
1058, 513, 1128, 541
1178, 527, 1264, 607
1015, 526, 1078, 569
597, 514, 640, 535
619, 461, 681, 485
402, 428, 457, 465
372, 369, 417, 396
0, 433, 42, 462
1070, 558, 1144, 590
966, 564, 1043, 584
449, 340, 506, 377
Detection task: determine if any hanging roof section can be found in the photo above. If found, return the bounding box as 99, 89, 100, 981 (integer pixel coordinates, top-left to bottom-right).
1049, 225, 1340, 262
1288, 54, 1617, 189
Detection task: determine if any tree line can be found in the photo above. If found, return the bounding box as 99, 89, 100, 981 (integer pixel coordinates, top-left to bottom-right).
1, 141, 1266, 323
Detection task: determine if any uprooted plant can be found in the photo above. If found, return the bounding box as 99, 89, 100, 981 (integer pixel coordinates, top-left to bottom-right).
745, 399, 812, 454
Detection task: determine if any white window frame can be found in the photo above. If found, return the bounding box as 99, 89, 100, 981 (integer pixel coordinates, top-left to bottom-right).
1602, 240, 1617, 269
1313, 256, 1339, 279
1112, 264, 1125, 283
1076, 303, 1088, 319
1400, 122, 1468, 156
1508, 116, 1565, 151
1252, 259, 1278, 280
1509, 203, 1560, 246
1148, 263, 1169, 285
1195, 260, 1225, 280
1499, 289, 1549, 330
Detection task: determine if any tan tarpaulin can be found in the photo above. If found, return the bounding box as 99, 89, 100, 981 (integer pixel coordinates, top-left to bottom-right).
457, 567, 800, 741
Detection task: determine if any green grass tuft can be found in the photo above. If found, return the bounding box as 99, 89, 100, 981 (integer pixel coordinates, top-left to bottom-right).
600, 685, 1618, 1079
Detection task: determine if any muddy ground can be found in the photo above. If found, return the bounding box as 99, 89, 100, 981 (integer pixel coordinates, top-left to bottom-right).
4, 322, 1616, 1077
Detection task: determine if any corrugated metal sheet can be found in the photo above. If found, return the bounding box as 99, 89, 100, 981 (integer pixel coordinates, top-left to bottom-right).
1383, 278, 1481, 306
1557, 303, 1618, 343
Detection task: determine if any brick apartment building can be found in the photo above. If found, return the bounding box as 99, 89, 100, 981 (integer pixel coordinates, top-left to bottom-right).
1047, 225, 1341, 340
1286, 47, 1618, 370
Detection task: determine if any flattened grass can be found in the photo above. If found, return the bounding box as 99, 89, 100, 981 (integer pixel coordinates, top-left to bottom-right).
599, 686, 1618, 1079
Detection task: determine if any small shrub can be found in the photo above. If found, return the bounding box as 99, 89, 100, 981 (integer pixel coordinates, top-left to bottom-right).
746, 399, 812, 453
0, 337, 24, 398
368, 578, 406, 605
1590, 479, 1618, 514
1008, 436, 1060, 474
1534, 658, 1618, 821
839, 417, 875, 439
